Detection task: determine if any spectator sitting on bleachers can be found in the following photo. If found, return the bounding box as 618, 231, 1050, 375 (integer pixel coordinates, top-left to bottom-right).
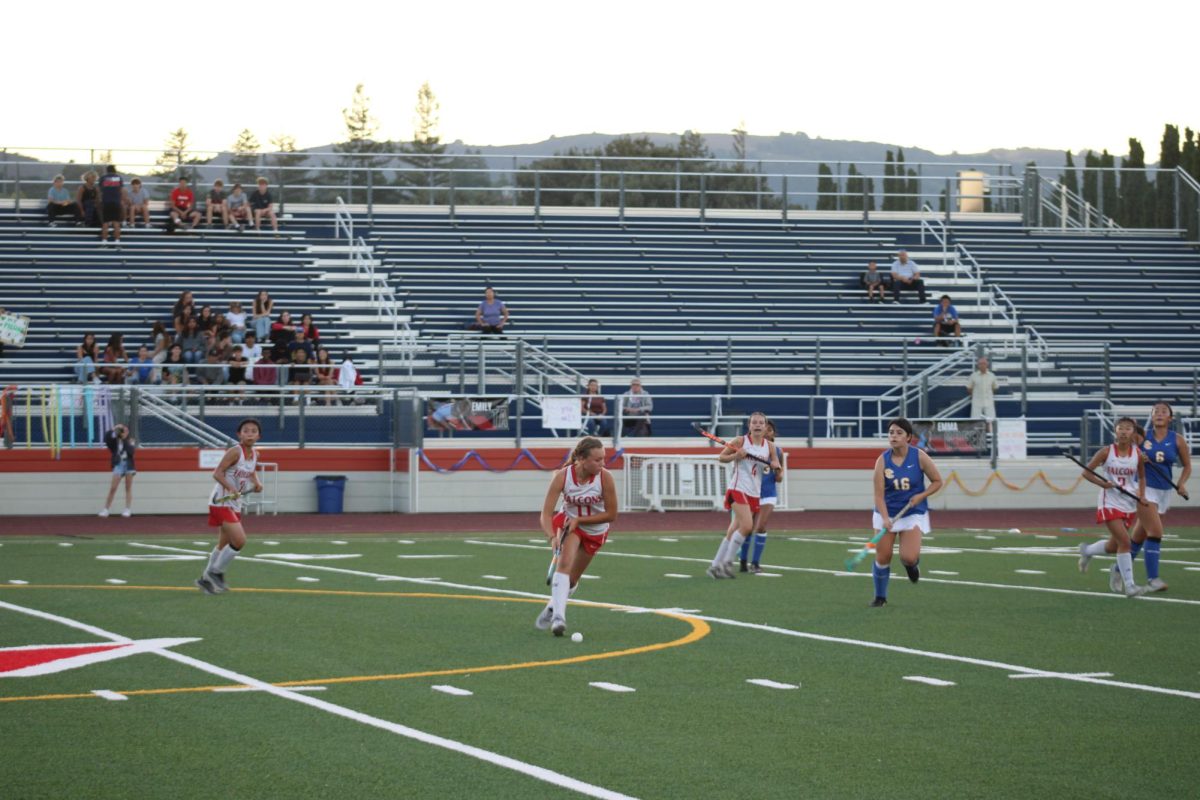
581, 378, 609, 436
197, 305, 217, 333
889, 250, 927, 304
300, 313, 321, 350
239, 331, 262, 363
206, 180, 229, 229
250, 177, 279, 236
314, 348, 337, 405
172, 291, 194, 329
128, 345, 155, 385
149, 321, 171, 381
102, 334, 128, 384
227, 349, 249, 389
473, 286, 509, 334
270, 310, 298, 349
252, 290, 274, 340
932, 295, 962, 345
227, 183, 251, 230
178, 318, 205, 365
74, 333, 98, 382
288, 328, 315, 362
77, 171, 101, 227
860, 260, 890, 303
289, 348, 312, 387
168, 176, 201, 231
47, 174, 82, 225
126, 178, 150, 227
226, 301, 248, 344
162, 344, 187, 385
620, 378, 653, 437
197, 347, 226, 385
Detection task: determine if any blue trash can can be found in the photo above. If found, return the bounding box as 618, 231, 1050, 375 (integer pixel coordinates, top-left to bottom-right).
314, 475, 348, 514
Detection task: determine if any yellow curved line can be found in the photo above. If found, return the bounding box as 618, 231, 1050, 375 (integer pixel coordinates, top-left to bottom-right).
0, 584, 709, 703
944, 469, 1086, 497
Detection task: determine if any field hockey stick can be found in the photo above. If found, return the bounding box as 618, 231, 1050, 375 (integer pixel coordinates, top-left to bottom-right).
844, 501, 914, 571
1143, 458, 1190, 500
1060, 451, 1147, 506
692, 424, 773, 466
212, 491, 242, 504
545, 523, 564, 585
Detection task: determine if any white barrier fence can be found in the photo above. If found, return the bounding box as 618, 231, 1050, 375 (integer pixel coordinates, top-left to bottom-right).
623, 452, 789, 512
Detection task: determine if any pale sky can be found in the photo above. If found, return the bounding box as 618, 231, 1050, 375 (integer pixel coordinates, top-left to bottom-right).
4, 0, 1196, 165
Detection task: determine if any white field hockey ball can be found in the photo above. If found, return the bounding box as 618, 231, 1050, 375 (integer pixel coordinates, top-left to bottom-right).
571, 632, 583, 643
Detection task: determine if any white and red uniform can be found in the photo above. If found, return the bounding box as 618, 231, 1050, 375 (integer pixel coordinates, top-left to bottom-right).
1096, 444, 1139, 523
725, 435, 770, 512
553, 464, 610, 555
208, 445, 258, 526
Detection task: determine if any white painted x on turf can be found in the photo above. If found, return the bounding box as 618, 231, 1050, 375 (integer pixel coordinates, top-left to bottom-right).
0, 596, 637, 800
130, 542, 1200, 702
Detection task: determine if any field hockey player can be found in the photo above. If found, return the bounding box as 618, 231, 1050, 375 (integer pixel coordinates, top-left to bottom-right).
739, 419, 784, 573
196, 418, 263, 595
1077, 417, 1149, 597
535, 437, 618, 637
1108, 402, 1192, 593
869, 417, 944, 607
707, 412, 781, 579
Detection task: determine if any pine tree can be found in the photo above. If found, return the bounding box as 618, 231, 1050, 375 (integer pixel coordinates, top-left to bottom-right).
1156, 123, 1180, 228
1061, 151, 1079, 197
1081, 151, 1099, 210
882, 151, 895, 210
229, 129, 260, 186
732, 122, 747, 163
318, 84, 386, 202
268, 134, 311, 198
1119, 138, 1154, 227
155, 128, 192, 175
1099, 150, 1117, 220
397, 81, 450, 204
906, 166, 919, 211
816, 163, 837, 211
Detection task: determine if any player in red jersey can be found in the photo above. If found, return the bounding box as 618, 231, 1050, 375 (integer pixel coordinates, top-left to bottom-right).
535, 437, 618, 637
195, 419, 262, 595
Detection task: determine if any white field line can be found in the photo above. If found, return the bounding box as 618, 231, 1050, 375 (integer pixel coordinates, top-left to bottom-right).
92, 690, 128, 701
793, 538, 1200, 567
746, 679, 799, 690
431, 685, 473, 697
589, 682, 636, 693
0, 597, 638, 800
126, 543, 1200, 702
1009, 672, 1112, 680
463, 541, 1200, 607
903, 676, 956, 687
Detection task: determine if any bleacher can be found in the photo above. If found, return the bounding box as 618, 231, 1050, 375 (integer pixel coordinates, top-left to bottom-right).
0, 213, 406, 384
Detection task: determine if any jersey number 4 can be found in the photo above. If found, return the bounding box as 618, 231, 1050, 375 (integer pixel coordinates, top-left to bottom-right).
891, 478, 911, 491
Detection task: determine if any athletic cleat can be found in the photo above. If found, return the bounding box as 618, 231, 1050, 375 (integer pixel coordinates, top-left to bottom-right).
551, 616, 566, 637
739, 560, 748, 573
1077, 542, 1092, 573
207, 571, 228, 593
1124, 583, 1148, 598
534, 604, 554, 630
904, 562, 920, 584
722, 561, 737, 579
98, 508, 110, 518
750, 563, 763, 574
1109, 567, 1124, 594
194, 576, 218, 595
869, 596, 888, 607
121, 508, 132, 518
1147, 577, 1168, 593
706, 564, 727, 579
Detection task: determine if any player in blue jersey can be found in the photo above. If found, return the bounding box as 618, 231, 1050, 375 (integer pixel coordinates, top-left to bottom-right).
740, 420, 783, 573
869, 417, 944, 607
1108, 402, 1192, 593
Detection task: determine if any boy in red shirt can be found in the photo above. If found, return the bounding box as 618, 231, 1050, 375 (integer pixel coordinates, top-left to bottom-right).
169, 177, 201, 231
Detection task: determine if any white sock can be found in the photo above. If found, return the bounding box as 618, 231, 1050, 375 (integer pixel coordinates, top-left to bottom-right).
211, 545, 240, 574
1083, 540, 1109, 557
729, 532, 746, 561
205, 548, 221, 573
551, 572, 569, 620
1116, 552, 1134, 589
712, 538, 731, 567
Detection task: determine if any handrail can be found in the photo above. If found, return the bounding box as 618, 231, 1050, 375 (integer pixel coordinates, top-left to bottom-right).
138, 390, 233, 448
1035, 175, 1121, 232
334, 197, 414, 359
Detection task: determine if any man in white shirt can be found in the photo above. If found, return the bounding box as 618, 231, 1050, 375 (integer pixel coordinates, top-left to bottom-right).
889, 250, 927, 304
966, 356, 999, 429
620, 378, 653, 436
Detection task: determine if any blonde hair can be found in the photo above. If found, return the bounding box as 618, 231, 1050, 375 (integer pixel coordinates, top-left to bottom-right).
574, 436, 603, 461
53, 173, 65, 182
82, 170, 98, 182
